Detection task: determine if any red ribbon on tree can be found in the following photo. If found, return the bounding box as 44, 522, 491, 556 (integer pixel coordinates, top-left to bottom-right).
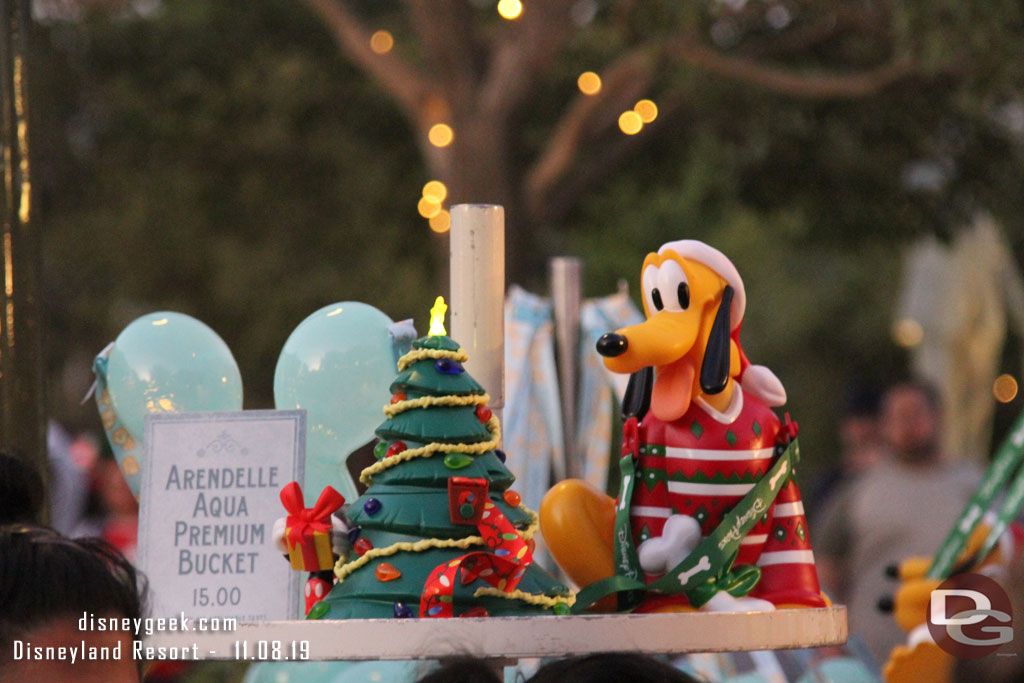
279, 482, 345, 571
420, 501, 532, 617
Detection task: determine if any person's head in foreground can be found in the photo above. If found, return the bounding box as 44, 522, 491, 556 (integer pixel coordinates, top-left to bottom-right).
526, 653, 699, 683
418, 653, 699, 683
0, 524, 145, 682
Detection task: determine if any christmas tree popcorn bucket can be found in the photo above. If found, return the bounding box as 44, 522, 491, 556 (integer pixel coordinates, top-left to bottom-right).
311, 298, 572, 619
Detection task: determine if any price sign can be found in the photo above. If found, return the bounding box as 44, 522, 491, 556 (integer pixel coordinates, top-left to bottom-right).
138, 410, 304, 622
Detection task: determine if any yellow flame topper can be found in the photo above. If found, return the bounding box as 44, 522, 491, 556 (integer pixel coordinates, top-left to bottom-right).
428, 296, 448, 336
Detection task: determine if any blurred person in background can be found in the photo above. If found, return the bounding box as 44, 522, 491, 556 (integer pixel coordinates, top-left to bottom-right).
72, 451, 139, 563
815, 379, 981, 666
810, 383, 886, 515
47, 421, 97, 536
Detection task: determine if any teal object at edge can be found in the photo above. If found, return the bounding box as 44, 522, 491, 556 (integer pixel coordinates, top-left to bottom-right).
274, 302, 397, 503
99, 311, 243, 497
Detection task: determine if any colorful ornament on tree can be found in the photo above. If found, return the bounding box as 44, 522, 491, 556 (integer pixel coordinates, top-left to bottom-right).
448, 477, 489, 525
313, 297, 572, 619
375, 562, 402, 582
443, 453, 474, 470
435, 358, 464, 375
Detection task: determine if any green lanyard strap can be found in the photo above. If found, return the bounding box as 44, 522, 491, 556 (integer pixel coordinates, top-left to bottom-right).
967, 451, 1024, 571
928, 410, 1024, 579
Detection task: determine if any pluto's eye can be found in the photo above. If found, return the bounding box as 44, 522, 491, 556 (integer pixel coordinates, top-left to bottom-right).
651, 288, 664, 311
656, 259, 690, 312
642, 264, 660, 315
677, 282, 690, 310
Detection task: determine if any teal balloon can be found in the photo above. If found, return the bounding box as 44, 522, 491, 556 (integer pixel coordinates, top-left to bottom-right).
274, 303, 399, 503
99, 311, 243, 497
795, 657, 880, 683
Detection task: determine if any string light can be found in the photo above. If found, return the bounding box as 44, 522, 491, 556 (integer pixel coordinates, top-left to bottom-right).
418, 196, 442, 219
994, 374, 1019, 403
428, 123, 454, 148
892, 319, 924, 348
429, 209, 451, 233
370, 30, 394, 54
422, 180, 447, 202
577, 71, 601, 95
634, 99, 658, 123
497, 0, 523, 20
618, 110, 643, 135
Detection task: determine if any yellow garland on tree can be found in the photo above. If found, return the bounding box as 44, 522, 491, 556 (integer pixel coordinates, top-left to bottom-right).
334, 514, 540, 584
517, 504, 539, 540
383, 392, 490, 418
334, 535, 484, 583
472, 587, 576, 609
360, 415, 501, 485
396, 346, 468, 372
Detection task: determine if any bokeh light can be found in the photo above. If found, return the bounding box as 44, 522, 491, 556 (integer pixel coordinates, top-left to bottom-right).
429, 209, 451, 233
417, 196, 442, 219
369, 30, 394, 55
994, 374, 1019, 403
428, 123, 454, 148
497, 0, 523, 20
422, 180, 447, 202
618, 110, 643, 135
892, 318, 924, 348
635, 99, 658, 123
577, 71, 601, 95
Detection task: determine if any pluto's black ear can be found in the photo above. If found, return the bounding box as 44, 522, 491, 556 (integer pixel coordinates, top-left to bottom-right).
700, 285, 733, 395
622, 366, 654, 421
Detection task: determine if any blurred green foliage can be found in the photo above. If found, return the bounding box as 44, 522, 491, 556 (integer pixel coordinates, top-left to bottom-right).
31, 0, 1024, 488
36, 1, 435, 428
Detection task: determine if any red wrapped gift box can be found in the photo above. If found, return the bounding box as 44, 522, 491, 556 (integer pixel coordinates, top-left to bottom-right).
280, 482, 345, 572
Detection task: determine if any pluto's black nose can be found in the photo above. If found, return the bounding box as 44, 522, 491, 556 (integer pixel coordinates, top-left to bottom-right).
596, 333, 628, 357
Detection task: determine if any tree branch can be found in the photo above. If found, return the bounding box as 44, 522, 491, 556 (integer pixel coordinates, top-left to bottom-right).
673, 38, 918, 99
479, 0, 577, 119
536, 95, 689, 225
301, 0, 434, 122
524, 47, 658, 216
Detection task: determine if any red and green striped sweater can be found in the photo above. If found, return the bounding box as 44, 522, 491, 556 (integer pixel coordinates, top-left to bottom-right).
630, 384, 826, 607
